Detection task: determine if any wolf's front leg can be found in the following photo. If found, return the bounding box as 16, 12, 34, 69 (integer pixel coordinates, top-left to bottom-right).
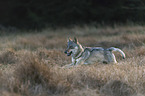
75, 58, 84, 66
63, 63, 75, 68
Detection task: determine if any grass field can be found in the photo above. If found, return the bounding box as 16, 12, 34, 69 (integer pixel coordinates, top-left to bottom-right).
0, 25, 144, 96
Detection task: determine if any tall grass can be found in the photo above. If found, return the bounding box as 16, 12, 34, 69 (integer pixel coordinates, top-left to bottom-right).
0, 25, 144, 96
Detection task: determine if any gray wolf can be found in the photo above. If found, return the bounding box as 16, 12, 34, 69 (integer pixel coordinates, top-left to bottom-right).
64, 37, 125, 67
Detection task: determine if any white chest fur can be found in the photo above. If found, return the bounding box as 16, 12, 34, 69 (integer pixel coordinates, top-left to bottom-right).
71, 57, 82, 65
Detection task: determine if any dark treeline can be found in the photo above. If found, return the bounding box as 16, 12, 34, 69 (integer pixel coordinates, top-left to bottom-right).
0, 0, 145, 29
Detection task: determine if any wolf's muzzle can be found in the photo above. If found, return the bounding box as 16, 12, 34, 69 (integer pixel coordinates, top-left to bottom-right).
64, 50, 72, 56
64, 50, 67, 54
67, 51, 72, 56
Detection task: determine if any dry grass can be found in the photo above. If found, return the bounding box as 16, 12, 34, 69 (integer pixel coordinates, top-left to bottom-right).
0, 25, 145, 96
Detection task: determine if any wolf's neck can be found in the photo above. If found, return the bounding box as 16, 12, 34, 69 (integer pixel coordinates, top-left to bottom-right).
74, 44, 84, 59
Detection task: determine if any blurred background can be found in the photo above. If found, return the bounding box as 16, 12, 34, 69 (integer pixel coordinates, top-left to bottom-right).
0, 0, 145, 29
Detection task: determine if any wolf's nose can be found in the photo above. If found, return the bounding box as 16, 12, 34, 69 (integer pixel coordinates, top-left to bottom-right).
64, 50, 67, 54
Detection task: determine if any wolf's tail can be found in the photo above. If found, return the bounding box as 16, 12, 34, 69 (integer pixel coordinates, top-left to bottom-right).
107, 47, 125, 59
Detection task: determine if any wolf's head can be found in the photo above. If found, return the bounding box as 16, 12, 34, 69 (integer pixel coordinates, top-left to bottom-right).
64, 37, 80, 56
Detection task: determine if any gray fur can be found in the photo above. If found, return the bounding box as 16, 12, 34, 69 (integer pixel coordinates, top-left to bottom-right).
64, 38, 125, 67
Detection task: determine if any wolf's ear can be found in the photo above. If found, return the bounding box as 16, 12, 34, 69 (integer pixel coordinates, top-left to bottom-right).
73, 37, 78, 43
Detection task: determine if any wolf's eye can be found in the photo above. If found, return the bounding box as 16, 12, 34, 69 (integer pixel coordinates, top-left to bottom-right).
69, 46, 73, 49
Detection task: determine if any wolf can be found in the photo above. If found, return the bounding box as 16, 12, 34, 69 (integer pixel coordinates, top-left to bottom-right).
64, 37, 125, 67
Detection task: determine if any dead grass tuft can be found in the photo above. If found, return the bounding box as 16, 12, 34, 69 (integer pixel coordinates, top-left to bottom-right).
100, 80, 136, 96
13, 53, 71, 95
0, 48, 18, 64
15, 53, 51, 85
36, 48, 70, 66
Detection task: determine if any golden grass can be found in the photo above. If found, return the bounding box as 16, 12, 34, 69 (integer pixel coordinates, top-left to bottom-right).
0, 25, 145, 96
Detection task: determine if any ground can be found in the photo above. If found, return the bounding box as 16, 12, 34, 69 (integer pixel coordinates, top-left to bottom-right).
0, 24, 144, 96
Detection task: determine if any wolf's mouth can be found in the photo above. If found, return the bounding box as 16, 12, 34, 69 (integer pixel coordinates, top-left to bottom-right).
67, 51, 72, 56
